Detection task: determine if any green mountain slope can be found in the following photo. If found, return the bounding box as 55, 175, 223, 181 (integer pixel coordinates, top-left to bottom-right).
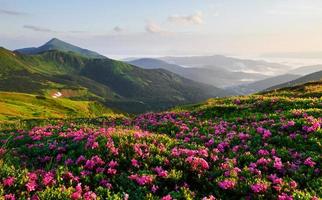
0, 92, 114, 121
228, 74, 300, 95
15, 38, 106, 59
267, 70, 322, 91
1, 42, 232, 114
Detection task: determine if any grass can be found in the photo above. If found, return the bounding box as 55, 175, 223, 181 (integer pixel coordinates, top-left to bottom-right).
0, 92, 116, 121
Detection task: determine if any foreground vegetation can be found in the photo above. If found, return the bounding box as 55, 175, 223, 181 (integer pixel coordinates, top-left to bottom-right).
0, 82, 321, 199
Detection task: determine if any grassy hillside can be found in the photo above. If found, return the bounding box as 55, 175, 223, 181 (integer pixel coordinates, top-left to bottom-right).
0, 92, 114, 121
0, 47, 231, 114
0, 81, 320, 199
228, 74, 300, 95
267, 70, 322, 91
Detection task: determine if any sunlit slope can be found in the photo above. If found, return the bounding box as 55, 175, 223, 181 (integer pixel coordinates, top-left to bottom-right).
0, 92, 114, 120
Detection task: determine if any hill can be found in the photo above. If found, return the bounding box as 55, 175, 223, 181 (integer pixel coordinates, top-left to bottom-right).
0, 92, 114, 121
1, 43, 232, 114
0, 81, 320, 199
160, 55, 289, 76
15, 38, 106, 59
289, 65, 322, 75
228, 74, 300, 95
129, 58, 269, 87
267, 70, 322, 91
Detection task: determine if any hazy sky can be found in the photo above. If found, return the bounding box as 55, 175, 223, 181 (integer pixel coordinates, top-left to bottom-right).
1, 0, 322, 57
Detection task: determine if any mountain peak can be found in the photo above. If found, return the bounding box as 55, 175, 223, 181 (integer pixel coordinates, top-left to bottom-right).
15, 38, 106, 59
46, 38, 64, 44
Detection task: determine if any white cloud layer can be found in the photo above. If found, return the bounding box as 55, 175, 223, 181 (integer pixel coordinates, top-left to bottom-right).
168, 11, 204, 25
23, 25, 57, 33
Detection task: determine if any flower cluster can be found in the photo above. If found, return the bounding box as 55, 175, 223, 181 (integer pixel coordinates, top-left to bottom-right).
0, 95, 321, 199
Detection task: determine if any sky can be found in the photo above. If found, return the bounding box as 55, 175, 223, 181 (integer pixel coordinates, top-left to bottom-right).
1, 0, 322, 58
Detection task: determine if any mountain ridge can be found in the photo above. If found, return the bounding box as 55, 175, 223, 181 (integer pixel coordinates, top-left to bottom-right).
15, 38, 106, 59
1, 42, 233, 113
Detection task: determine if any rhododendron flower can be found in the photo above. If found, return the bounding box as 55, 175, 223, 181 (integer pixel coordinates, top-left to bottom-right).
3, 176, 15, 187
71, 184, 82, 200
100, 179, 112, 189
84, 191, 97, 200
185, 156, 209, 173
289, 180, 297, 188
151, 185, 159, 193
273, 157, 283, 170
154, 166, 168, 177
42, 171, 55, 186
278, 193, 293, 200
108, 160, 118, 168
304, 157, 316, 167
251, 183, 268, 193
202, 195, 216, 200
218, 180, 236, 190
131, 159, 140, 167
128, 174, 154, 186
76, 155, 86, 165
161, 195, 172, 200
26, 181, 37, 192
107, 168, 117, 175
4, 193, 15, 200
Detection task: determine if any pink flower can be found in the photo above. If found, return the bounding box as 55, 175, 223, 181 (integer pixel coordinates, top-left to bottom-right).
128, 174, 154, 186
76, 155, 86, 165
108, 160, 118, 168
131, 159, 140, 168
151, 185, 159, 193
4, 193, 15, 200
84, 191, 97, 200
42, 171, 55, 186
185, 156, 209, 173
289, 181, 297, 189
251, 183, 268, 193
154, 166, 168, 177
3, 176, 15, 187
71, 184, 82, 200
100, 179, 112, 189
26, 181, 37, 192
304, 157, 316, 167
273, 157, 283, 170
278, 193, 293, 200
202, 195, 216, 200
161, 195, 172, 200
71, 192, 82, 200
218, 180, 236, 190
107, 168, 117, 175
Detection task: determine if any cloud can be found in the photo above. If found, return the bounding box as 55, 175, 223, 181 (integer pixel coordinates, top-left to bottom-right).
267, 2, 322, 16
113, 26, 124, 33
145, 21, 166, 34
0, 9, 27, 16
168, 11, 204, 25
23, 25, 57, 33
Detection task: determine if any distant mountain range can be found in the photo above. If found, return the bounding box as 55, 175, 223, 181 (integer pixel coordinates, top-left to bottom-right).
227, 74, 301, 95
266, 70, 322, 91
0, 39, 233, 114
15, 38, 106, 59
159, 55, 290, 76
289, 65, 322, 75
128, 56, 321, 94
128, 58, 270, 88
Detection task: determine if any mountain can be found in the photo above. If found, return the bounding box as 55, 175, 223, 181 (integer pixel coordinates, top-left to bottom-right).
266, 70, 322, 91
160, 55, 290, 76
15, 38, 106, 59
1, 43, 232, 114
128, 58, 269, 88
228, 74, 300, 95
289, 65, 322, 75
